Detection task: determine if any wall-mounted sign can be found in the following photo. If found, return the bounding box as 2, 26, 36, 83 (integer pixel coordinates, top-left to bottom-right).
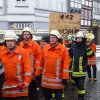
11, 23, 34, 29
49, 13, 81, 34
92, 20, 97, 27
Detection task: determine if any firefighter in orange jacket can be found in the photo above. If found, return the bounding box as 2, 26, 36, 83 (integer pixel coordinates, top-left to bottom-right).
1, 31, 32, 100
87, 40, 97, 81
20, 27, 41, 100
35, 30, 70, 100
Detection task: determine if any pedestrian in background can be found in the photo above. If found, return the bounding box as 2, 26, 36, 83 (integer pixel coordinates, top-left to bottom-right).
1, 31, 31, 100
20, 27, 41, 100
65, 34, 74, 51
40, 36, 49, 50
86, 33, 97, 81
36, 30, 70, 100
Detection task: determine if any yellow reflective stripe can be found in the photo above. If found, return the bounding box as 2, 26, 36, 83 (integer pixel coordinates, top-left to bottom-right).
79, 57, 83, 72
42, 82, 63, 87
86, 47, 90, 50
52, 93, 55, 98
71, 80, 75, 83
69, 70, 72, 72
72, 72, 86, 77
24, 72, 31, 76
30, 54, 34, 74
78, 90, 86, 94
62, 93, 64, 97
37, 66, 43, 70
2, 89, 28, 94
37, 87, 39, 90
87, 50, 93, 56
42, 76, 62, 82
17, 63, 22, 83
0, 67, 4, 74
72, 72, 86, 75
56, 59, 60, 79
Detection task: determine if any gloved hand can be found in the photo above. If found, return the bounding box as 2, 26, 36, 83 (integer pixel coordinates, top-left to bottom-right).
62, 79, 67, 86
36, 75, 42, 85
17, 83, 28, 91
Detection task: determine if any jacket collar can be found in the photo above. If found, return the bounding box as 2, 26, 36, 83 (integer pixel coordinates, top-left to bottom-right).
3, 45, 21, 54
48, 43, 62, 50
20, 39, 33, 47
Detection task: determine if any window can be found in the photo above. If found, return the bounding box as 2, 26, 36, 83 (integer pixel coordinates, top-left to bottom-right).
81, 9, 84, 19
89, 2, 92, 7
70, 9, 74, 13
86, 1, 89, 6
16, 0, 27, 6
70, 2, 75, 7
78, 3, 81, 8
75, 3, 78, 8
82, 0, 85, 5
88, 21, 91, 26
85, 20, 88, 25
0, 0, 3, 7
81, 20, 84, 25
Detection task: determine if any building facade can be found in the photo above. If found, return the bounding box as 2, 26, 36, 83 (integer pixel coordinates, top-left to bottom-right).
0, 0, 68, 30
92, 0, 100, 44
69, 0, 93, 31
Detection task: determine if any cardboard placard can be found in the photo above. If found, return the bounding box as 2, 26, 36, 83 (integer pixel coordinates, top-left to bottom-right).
49, 13, 81, 35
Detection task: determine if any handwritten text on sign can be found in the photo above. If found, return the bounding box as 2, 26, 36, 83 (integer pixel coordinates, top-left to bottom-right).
49, 13, 81, 34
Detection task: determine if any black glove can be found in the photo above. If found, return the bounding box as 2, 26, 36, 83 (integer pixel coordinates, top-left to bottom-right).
36, 75, 42, 85
62, 79, 67, 86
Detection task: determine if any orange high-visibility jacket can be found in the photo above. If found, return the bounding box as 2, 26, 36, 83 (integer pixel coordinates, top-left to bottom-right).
88, 43, 96, 66
35, 43, 70, 89
1, 46, 32, 97
20, 40, 41, 79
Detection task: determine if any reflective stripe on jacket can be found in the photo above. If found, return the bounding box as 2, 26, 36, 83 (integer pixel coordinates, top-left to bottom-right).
35, 43, 70, 89
1, 46, 31, 97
